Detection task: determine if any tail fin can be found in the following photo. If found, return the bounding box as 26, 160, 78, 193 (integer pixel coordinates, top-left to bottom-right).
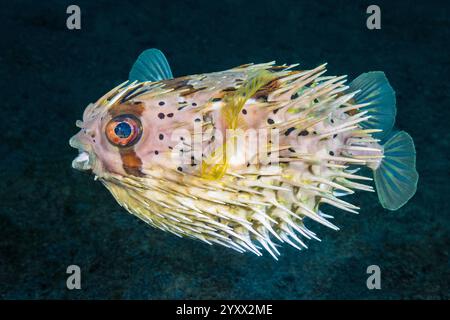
373, 131, 418, 210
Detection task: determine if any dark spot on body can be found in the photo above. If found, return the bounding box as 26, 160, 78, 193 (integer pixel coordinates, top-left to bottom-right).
212, 97, 222, 102
159, 134, 164, 140
222, 87, 237, 92
242, 109, 247, 115
177, 167, 183, 172
268, 65, 289, 72
195, 118, 201, 122
192, 102, 197, 106
253, 78, 279, 101
167, 113, 174, 118
158, 113, 165, 119
291, 93, 299, 100
284, 127, 295, 136
159, 101, 165, 106
155, 150, 159, 155
298, 130, 309, 136
329, 151, 335, 156
289, 147, 296, 152
267, 118, 275, 125
257, 94, 268, 102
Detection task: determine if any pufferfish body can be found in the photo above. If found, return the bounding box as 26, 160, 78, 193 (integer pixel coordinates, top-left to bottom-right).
70, 49, 418, 258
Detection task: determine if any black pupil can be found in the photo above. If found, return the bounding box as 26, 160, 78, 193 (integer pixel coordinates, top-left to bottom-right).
114, 122, 132, 138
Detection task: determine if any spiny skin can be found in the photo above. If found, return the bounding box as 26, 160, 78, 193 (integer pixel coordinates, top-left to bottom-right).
70, 62, 383, 259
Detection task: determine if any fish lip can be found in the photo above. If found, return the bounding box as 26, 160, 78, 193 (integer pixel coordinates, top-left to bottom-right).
72, 150, 92, 171
69, 134, 93, 171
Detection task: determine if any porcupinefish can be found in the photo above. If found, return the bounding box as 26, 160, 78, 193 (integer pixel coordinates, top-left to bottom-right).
70, 49, 418, 258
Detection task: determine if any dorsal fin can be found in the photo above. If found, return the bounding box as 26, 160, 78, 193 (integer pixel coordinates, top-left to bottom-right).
129, 49, 173, 82
348, 71, 396, 140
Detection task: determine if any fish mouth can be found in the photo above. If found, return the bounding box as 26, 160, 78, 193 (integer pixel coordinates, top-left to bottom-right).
69, 133, 93, 171
72, 150, 91, 171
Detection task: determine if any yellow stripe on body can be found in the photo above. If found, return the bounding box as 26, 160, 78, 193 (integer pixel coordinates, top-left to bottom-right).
201, 70, 277, 180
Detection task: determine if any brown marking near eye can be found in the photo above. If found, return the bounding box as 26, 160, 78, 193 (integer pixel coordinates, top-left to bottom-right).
107, 102, 145, 177
108, 102, 145, 118
119, 148, 144, 177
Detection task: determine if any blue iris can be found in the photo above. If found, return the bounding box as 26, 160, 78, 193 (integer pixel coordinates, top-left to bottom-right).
114, 122, 132, 138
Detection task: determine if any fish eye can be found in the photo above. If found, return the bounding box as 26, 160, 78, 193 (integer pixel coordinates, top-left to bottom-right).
105, 114, 142, 147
